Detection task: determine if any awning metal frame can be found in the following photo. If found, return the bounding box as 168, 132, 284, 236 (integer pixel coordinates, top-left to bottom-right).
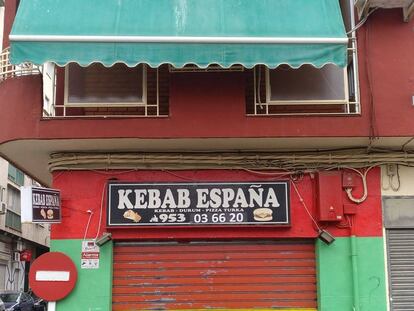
9, 35, 348, 45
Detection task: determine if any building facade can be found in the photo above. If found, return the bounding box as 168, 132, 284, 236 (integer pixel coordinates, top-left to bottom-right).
0, 0, 413, 310
0, 158, 50, 292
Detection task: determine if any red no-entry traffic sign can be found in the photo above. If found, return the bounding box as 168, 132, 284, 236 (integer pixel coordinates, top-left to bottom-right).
29, 252, 78, 301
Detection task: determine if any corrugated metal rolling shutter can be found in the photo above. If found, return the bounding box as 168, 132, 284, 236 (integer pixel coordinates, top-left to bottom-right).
387, 229, 414, 311
112, 240, 316, 310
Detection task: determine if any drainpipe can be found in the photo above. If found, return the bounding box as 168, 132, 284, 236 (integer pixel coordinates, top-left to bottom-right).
351, 232, 360, 311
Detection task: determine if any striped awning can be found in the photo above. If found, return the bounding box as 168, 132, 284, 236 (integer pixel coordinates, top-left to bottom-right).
10, 0, 348, 68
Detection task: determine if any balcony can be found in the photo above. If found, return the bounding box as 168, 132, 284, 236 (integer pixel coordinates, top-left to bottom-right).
0, 47, 40, 82
42, 62, 361, 118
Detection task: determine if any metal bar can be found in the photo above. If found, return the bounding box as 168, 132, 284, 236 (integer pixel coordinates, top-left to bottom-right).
404, 0, 414, 22
9, 34, 349, 44
52, 64, 57, 117
349, 0, 361, 113
156, 67, 159, 116
64, 103, 148, 108
43, 114, 169, 119
266, 100, 348, 105
48, 302, 56, 311
246, 110, 359, 117
143, 65, 148, 117
253, 67, 257, 114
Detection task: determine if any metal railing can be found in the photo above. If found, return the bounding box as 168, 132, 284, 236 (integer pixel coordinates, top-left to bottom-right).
0, 47, 40, 82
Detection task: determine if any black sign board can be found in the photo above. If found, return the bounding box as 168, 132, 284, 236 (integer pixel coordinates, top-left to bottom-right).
30, 187, 61, 223
107, 182, 290, 227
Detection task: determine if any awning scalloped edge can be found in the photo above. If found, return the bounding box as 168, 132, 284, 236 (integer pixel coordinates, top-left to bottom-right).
10, 59, 346, 69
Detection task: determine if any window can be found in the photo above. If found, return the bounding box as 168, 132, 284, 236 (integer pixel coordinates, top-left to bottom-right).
268, 65, 347, 102
56, 63, 169, 117
0, 186, 5, 203
6, 186, 21, 231
247, 64, 354, 115
66, 63, 144, 105
8, 164, 24, 186
246, 0, 359, 116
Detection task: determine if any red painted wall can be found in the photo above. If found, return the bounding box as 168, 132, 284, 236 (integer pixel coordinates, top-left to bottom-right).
357, 9, 414, 137
51, 168, 382, 240
0, 76, 43, 143
2, 0, 17, 48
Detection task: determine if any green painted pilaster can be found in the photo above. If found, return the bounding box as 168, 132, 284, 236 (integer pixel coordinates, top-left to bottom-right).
50, 239, 113, 311
317, 237, 387, 311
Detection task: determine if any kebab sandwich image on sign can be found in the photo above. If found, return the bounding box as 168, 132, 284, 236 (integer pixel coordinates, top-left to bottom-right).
107, 182, 290, 226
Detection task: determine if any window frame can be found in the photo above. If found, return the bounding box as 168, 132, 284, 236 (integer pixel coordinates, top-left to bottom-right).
249, 61, 358, 116
46, 64, 169, 118
248, 0, 360, 116
6, 184, 21, 215
8, 164, 24, 187
5, 184, 22, 232
64, 63, 147, 108
264, 65, 350, 106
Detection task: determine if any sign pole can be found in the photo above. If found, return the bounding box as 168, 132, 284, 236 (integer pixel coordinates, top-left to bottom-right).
48, 302, 56, 311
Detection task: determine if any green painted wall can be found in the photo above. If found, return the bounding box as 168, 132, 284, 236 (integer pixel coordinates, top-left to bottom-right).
317, 237, 387, 311
50, 239, 113, 311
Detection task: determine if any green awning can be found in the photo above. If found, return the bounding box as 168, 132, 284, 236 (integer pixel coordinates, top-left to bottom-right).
10, 0, 348, 68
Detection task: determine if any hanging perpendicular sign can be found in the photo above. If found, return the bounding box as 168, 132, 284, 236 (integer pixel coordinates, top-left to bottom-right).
21, 186, 61, 223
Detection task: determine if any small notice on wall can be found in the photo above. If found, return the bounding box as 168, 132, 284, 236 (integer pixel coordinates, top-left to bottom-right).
21, 186, 61, 223
81, 240, 100, 269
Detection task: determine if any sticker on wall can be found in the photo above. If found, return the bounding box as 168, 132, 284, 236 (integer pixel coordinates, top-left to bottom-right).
107, 181, 290, 227
81, 240, 100, 269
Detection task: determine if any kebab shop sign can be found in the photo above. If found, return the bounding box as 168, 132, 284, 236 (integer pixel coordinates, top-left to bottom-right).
108, 181, 290, 226
21, 186, 61, 223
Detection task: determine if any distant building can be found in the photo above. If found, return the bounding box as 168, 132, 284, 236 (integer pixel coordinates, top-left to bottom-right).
0, 158, 49, 291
